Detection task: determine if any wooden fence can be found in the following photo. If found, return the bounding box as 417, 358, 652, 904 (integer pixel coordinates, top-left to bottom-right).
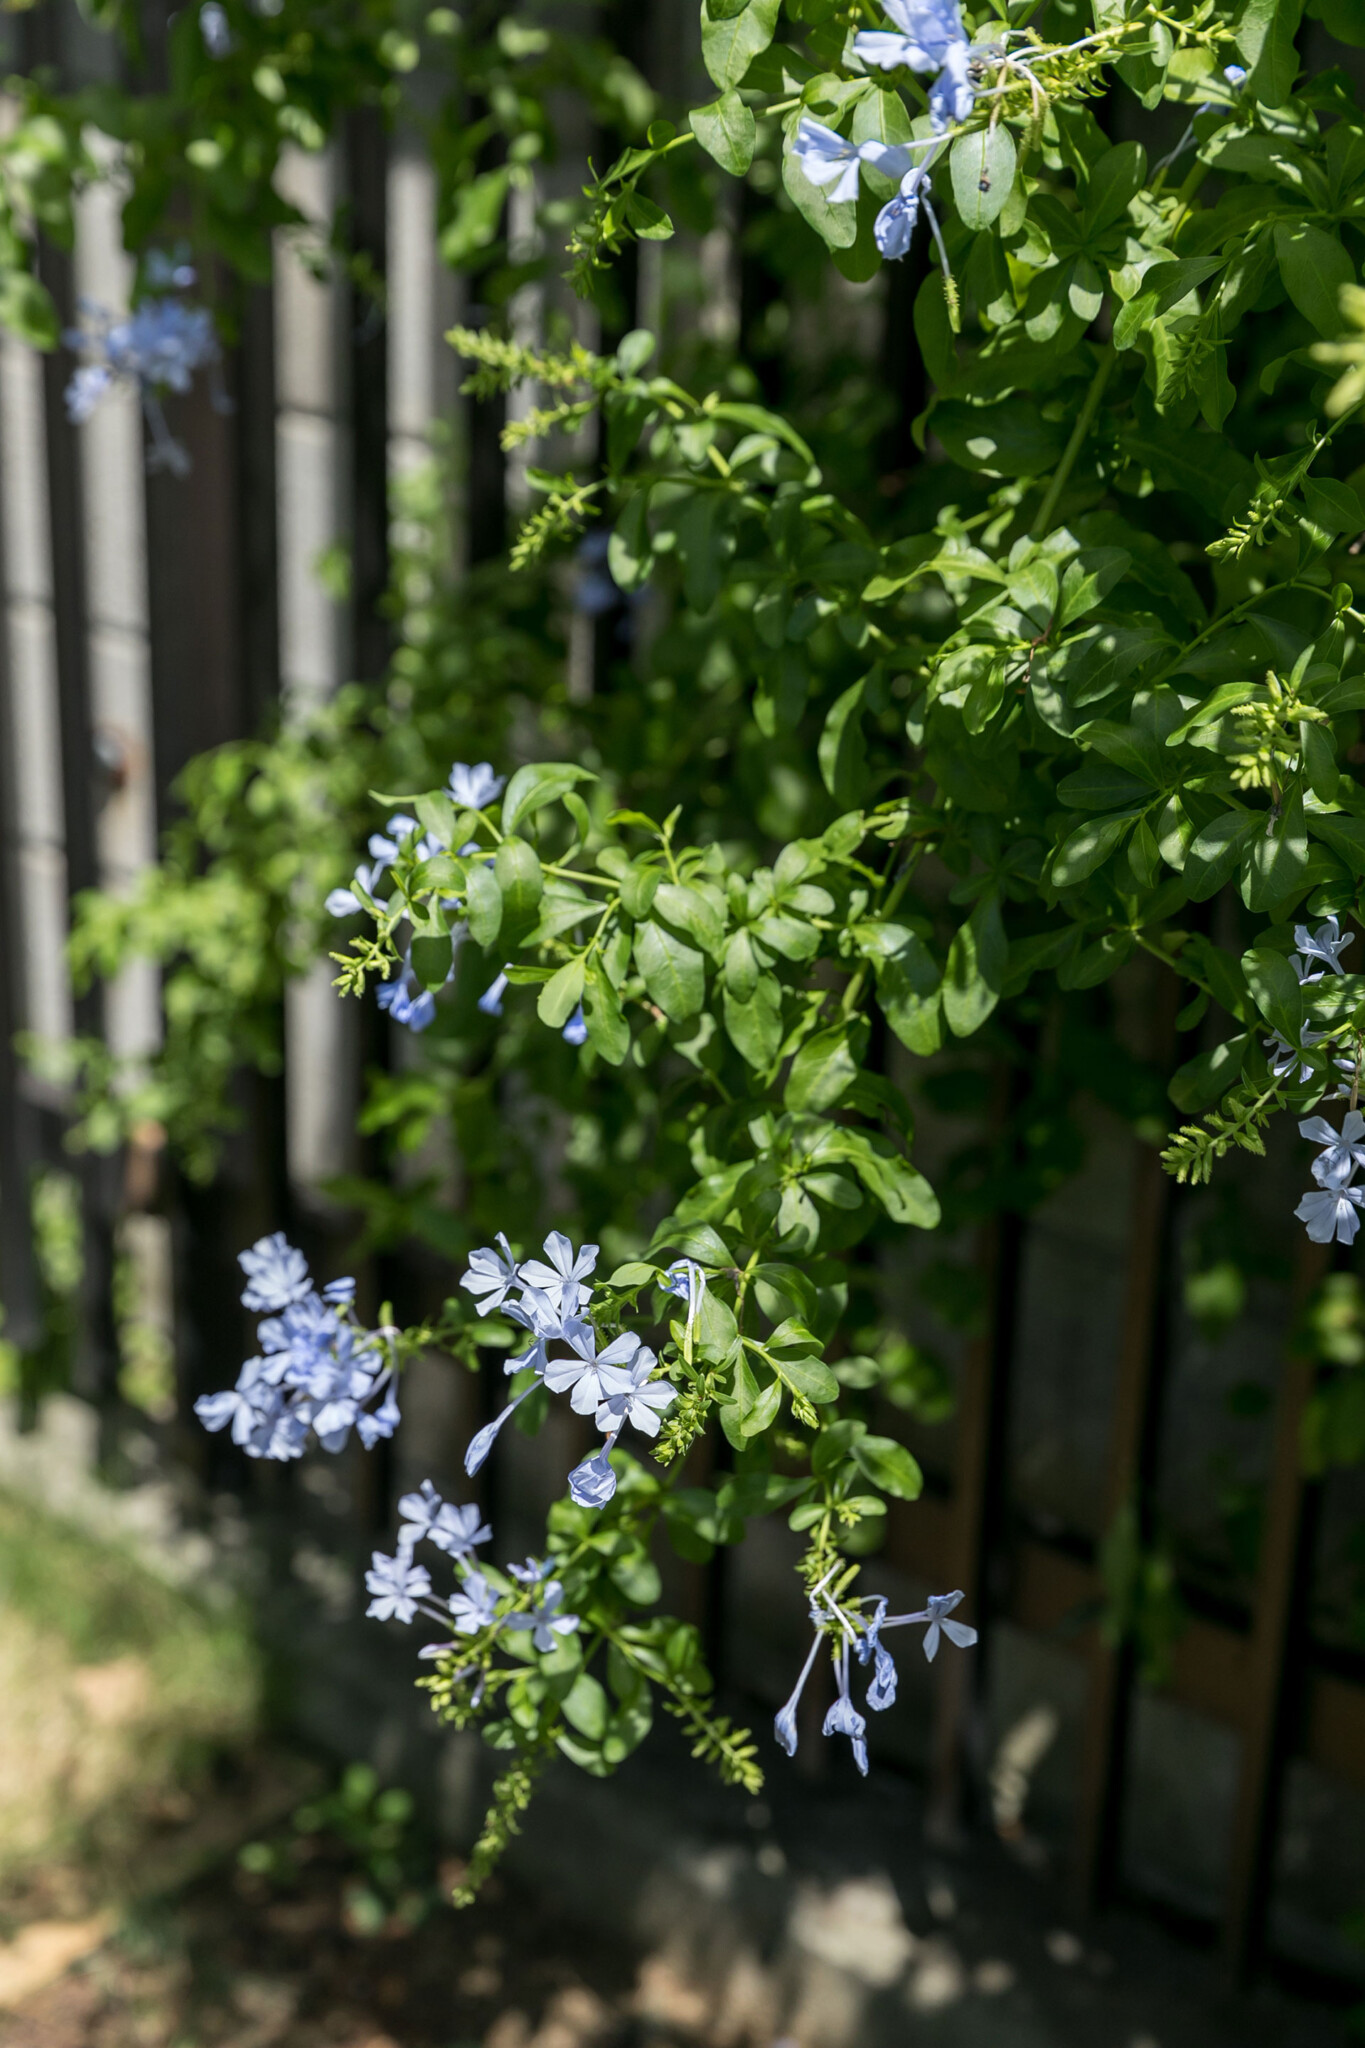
2, 1, 1365, 1996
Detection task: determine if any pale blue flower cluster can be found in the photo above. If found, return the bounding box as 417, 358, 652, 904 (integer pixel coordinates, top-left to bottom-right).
775, 1573, 976, 1775
194, 1234, 401, 1459
365, 1483, 579, 1672
459, 1231, 681, 1508
65, 264, 221, 476
852, 0, 978, 131
1280, 917, 1364, 1244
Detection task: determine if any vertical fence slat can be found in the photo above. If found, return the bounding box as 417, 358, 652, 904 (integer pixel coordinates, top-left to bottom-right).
928, 1159, 1026, 1838
1221, 1234, 1328, 1980
1074, 970, 1180, 1907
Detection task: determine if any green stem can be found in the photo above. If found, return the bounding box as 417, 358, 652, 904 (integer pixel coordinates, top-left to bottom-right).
1030, 343, 1116, 538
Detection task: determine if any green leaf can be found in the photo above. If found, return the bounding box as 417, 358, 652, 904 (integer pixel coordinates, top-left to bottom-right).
584, 966, 630, 1065
494, 836, 545, 923
1112, 257, 1224, 350
700, 0, 779, 89
1238, 0, 1305, 104
1241, 944, 1303, 1039
1169, 1033, 1249, 1112
608, 492, 652, 592
689, 90, 756, 175
1052, 806, 1143, 887
772, 1352, 839, 1406
623, 192, 675, 241
415, 791, 458, 846
1302, 721, 1339, 805
1308, 809, 1365, 875
563, 1672, 609, 1740
619, 863, 661, 920
785, 1022, 863, 1113
465, 861, 503, 949
635, 919, 706, 1020
1058, 548, 1131, 627
950, 124, 1017, 231
1274, 222, 1354, 337
1243, 788, 1308, 910
411, 934, 453, 991
818, 676, 869, 805
538, 957, 586, 1028
502, 763, 598, 836
824, 1129, 940, 1227
723, 975, 783, 1067
943, 893, 1006, 1038
851, 1433, 923, 1500
1183, 810, 1262, 900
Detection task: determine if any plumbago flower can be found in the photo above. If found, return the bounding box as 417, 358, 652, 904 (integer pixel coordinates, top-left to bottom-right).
775, 1570, 977, 1776
194, 1235, 402, 1459
455, 1231, 679, 1508
65, 261, 222, 475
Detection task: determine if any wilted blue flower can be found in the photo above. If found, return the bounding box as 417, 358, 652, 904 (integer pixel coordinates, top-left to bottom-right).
365, 1550, 432, 1623
822, 1638, 869, 1775
1300, 1111, 1365, 1188
1295, 1182, 1365, 1245
505, 1579, 580, 1653
239, 1232, 311, 1312
1224, 62, 1247, 86
448, 762, 506, 810
568, 1444, 619, 1509
461, 1233, 521, 1316
508, 1556, 554, 1586
562, 1003, 589, 1046
875, 162, 935, 260
775, 1638, 821, 1758
462, 1386, 537, 1475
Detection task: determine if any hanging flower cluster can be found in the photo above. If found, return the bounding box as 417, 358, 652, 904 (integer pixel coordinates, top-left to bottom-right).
364, 1482, 579, 1676
458, 1230, 681, 1509
776, 1570, 977, 1776
1283, 917, 1365, 1246
193, 1234, 401, 1458
64, 253, 222, 476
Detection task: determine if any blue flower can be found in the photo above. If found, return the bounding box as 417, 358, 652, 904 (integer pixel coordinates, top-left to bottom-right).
322, 1276, 356, 1305
591, 1346, 675, 1439
461, 1232, 521, 1316
853, 0, 978, 130
543, 1322, 640, 1417
1300, 1111, 1365, 1189
448, 1568, 499, 1635
462, 1385, 536, 1474
377, 953, 440, 1033
875, 162, 935, 260
791, 115, 922, 206
519, 1231, 598, 1318
922, 1589, 978, 1661
1295, 1182, 1365, 1245
1293, 914, 1353, 982
1224, 62, 1247, 87
397, 1481, 492, 1559
562, 1003, 589, 1046
822, 1640, 869, 1774
568, 1445, 619, 1509
365, 1550, 432, 1624
200, 2, 232, 54
505, 1579, 580, 1653
448, 762, 506, 810
478, 968, 510, 1016
774, 1632, 823, 1758
239, 1232, 312, 1312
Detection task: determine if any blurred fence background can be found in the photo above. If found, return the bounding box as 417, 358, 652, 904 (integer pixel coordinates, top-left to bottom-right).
2, 0, 1365, 2008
